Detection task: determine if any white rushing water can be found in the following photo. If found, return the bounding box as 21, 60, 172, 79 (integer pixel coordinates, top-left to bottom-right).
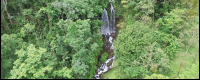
94, 56, 115, 79
110, 2, 115, 33
94, 2, 116, 79
101, 9, 110, 35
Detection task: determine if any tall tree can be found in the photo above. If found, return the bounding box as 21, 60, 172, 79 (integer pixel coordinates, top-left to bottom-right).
9, 44, 72, 79
1, 34, 25, 79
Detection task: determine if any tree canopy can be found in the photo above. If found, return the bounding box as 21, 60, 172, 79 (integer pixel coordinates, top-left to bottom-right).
1, 0, 199, 79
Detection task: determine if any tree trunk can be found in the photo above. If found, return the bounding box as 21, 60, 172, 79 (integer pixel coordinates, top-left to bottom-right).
177, 32, 195, 77
34, 32, 40, 48
177, 45, 190, 77
47, 13, 51, 29
152, 6, 154, 32
1, 14, 10, 33
3, 0, 12, 25
190, 50, 199, 68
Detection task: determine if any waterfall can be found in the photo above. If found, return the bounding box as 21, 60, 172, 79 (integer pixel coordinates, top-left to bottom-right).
110, 2, 115, 33
101, 9, 110, 35
94, 2, 116, 79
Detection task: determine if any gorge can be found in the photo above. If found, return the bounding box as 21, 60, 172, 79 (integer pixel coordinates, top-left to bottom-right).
94, 2, 117, 79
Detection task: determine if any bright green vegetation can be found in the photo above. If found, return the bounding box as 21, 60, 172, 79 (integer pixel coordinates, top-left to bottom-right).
102, 0, 199, 79
1, 0, 199, 79
101, 59, 126, 79
168, 45, 199, 79
100, 52, 108, 63
1, 0, 108, 79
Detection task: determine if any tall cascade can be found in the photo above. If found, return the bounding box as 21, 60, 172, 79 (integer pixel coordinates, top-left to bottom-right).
110, 2, 115, 34
94, 2, 116, 79
101, 8, 110, 35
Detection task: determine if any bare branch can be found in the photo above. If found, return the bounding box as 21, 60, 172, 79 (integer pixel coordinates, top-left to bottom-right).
190, 50, 199, 68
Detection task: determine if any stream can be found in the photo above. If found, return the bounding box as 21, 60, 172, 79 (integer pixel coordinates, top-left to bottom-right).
94, 2, 117, 79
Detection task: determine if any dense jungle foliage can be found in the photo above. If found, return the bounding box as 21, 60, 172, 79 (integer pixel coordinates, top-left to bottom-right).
1, 0, 199, 79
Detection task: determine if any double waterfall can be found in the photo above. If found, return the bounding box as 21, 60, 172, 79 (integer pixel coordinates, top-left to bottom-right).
94, 2, 116, 79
